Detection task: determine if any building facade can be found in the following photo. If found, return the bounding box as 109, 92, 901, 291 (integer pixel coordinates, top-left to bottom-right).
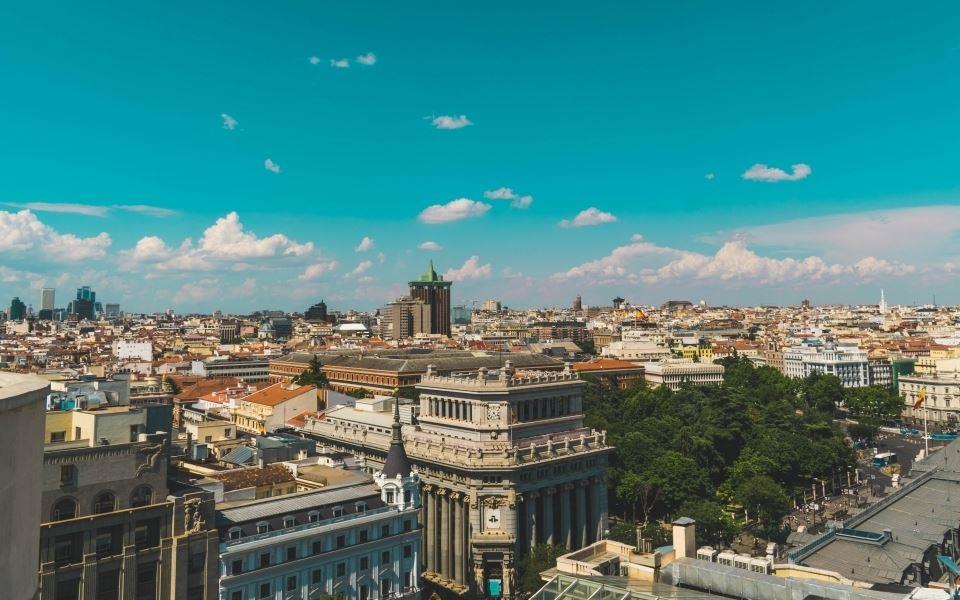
642, 360, 725, 391
0, 373, 49, 600
299, 363, 612, 599
899, 372, 960, 426
408, 262, 452, 338
783, 342, 870, 387
38, 433, 220, 600
217, 407, 421, 600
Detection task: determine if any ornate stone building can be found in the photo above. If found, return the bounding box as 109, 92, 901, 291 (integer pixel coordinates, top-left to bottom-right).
297, 362, 611, 599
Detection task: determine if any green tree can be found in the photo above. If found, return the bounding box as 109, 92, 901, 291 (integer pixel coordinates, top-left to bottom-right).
293, 355, 329, 388
516, 544, 566, 595
644, 451, 710, 516
736, 475, 790, 538
846, 386, 902, 421
675, 500, 738, 547
801, 373, 845, 414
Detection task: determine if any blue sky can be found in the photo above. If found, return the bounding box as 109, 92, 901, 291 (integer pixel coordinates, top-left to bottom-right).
1, 1, 959, 312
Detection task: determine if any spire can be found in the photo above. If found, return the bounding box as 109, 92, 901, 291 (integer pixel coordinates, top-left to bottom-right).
381, 396, 411, 478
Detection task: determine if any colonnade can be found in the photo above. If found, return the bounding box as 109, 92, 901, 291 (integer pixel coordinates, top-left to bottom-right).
421, 484, 471, 586
519, 477, 606, 551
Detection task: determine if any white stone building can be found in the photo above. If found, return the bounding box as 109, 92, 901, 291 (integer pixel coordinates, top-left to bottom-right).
783, 342, 870, 387
642, 360, 725, 391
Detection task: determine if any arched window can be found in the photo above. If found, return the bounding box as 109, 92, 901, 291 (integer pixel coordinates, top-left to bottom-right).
130, 485, 153, 508
92, 491, 117, 514
51, 497, 78, 521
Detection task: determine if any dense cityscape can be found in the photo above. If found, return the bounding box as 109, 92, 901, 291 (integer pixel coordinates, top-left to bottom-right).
3, 265, 960, 600
4, 2, 960, 600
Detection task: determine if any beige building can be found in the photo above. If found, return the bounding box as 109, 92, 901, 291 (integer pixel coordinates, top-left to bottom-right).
643, 360, 725, 391
1, 373, 49, 600
899, 371, 960, 425
300, 362, 612, 599
382, 297, 432, 340
39, 431, 219, 600
232, 383, 317, 435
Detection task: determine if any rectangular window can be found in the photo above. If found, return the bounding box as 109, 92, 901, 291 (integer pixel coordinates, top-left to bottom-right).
130, 425, 140, 442
231, 559, 243, 575
286, 546, 297, 562
286, 575, 297, 592
381, 550, 391, 564
188, 552, 206, 574
51, 431, 66, 443
60, 464, 76, 487
311, 569, 322, 584
230, 592, 243, 600
258, 583, 271, 599
136, 562, 157, 600
336, 562, 346, 577
381, 525, 390, 537
381, 578, 392, 596
403, 545, 412, 558
360, 556, 369, 570
403, 519, 411, 532
259, 552, 271, 568
360, 585, 369, 600
95, 569, 120, 600
312, 540, 322, 555
359, 529, 368, 543
336, 535, 345, 549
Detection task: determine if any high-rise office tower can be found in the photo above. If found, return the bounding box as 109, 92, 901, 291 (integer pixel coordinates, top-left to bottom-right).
40, 287, 55, 311
9, 297, 27, 320
68, 286, 96, 320
409, 261, 452, 337
573, 294, 583, 312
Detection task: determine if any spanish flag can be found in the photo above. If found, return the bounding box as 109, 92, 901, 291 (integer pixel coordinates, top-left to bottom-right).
913, 387, 926, 410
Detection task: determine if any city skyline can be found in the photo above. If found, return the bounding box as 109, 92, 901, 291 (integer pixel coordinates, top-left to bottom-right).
3, 1, 960, 311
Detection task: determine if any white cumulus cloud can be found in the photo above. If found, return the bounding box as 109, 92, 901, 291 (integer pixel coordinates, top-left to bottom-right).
0, 209, 111, 262
418, 241, 442, 251
330, 58, 350, 68
444, 256, 492, 281
483, 187, 533, 209
559, 207, 617, 228
418, 198, 490, 224
355, 236, 375, 252
356, 52, 377, 65
121, 212, 314, 272
553, 235, 916, 288
264, 158, 281, 174
221, 113, 238, 130
345, 260, 373, 278
308, 56, 321, 65
741, 163, 811, 182
298, 259, 339, 281
430, 115, 472, 130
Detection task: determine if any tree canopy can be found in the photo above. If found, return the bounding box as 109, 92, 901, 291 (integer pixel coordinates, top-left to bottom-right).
587, 356, 855, 542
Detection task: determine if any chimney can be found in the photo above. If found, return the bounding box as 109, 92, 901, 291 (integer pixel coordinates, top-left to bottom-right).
672, 517, 696, 559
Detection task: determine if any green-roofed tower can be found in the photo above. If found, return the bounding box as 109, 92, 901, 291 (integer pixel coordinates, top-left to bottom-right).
409, 261, 452, 337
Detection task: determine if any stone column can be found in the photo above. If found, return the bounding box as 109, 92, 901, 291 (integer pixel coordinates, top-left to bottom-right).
453, 492, 465, 584
439, 488, 450, 579
542, 487, 555, 545
575, 481, 588, 548
590, 477, 603, 542
424, 485, 436, 574
597, 476, 609, 538
525, 492, 539, 548
559, 484, 573, 549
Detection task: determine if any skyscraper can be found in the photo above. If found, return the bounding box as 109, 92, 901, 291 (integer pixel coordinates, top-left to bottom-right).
9, 297, 27, 320
68, 286, 96, 320
305, 299, 328, 322
409, 261, 452, 337
573, 294, 583, 312
40, 287, 55, 311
